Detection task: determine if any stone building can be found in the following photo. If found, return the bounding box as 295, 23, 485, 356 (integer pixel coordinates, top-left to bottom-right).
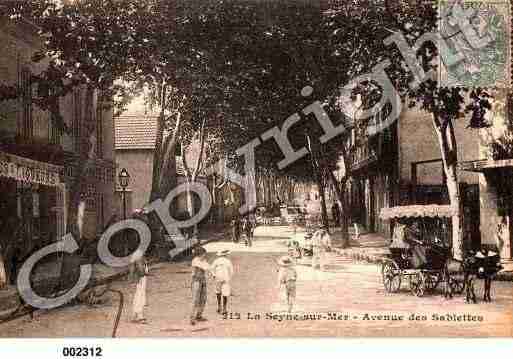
114, 102, 215, 221
347, 105, 480, 241
460, 90, 513, 270
0, 18, 116, 285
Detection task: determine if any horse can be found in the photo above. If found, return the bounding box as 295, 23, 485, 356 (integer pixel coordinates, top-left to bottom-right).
443, 249, 503, 303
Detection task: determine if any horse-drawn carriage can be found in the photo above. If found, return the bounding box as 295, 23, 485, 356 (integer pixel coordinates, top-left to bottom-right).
379, 205, 465, 297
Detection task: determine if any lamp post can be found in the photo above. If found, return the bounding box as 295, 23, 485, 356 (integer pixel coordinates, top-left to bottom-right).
118, 168, 130, 257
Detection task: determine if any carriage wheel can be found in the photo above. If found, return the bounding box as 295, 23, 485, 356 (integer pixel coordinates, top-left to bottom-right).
382, 261, 401, 293
409, 272, 426, 297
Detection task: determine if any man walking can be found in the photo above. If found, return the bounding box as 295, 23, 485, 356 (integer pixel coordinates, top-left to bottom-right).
190, 246, 210, 325
231, 216, 240, 243
211, 249, 234, 315
311, 227, 332, 271
331, 202, 341, 228
242, 216, 254, 247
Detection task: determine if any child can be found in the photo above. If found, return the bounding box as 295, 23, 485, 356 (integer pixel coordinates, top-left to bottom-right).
277, 256, 297, 313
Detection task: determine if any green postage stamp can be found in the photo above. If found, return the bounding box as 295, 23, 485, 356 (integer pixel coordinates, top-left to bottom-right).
439, 0, 511, 88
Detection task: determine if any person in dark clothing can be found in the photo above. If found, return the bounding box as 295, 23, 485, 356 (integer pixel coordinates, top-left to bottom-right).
231, 217, 240, 243
331, 202, 341, 228
190, 246, 210, 325
242, 216, 254, 247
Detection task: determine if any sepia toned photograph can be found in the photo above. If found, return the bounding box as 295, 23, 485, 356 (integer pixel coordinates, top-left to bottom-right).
0, 0, 512, 341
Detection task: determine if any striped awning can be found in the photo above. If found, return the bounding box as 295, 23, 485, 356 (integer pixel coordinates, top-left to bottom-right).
380, 205, 456, 220
0, 151, 62, 187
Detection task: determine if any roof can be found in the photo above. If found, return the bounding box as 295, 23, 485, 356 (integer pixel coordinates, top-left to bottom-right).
115, 115, 158, 150
380, 205, 456, 220
115, 113, 209, 177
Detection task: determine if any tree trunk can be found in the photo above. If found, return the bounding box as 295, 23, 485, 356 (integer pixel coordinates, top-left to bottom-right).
150, 81, 167, 202
433, 116, 463, 260
182, 119, 207, 236
59, 86, 97, 293
328, 170, 350, 248
317, 167, 329, 230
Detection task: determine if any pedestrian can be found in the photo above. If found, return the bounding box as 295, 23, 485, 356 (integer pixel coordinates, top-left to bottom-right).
277, 256, 297, 313
311, 227, 332, 271
242, 216, 254, 247
190, 246, 210, 325
211, 249, 234, 315
131, 248, 149, 324
231, 216, 240, 243
331, 202, 341, 228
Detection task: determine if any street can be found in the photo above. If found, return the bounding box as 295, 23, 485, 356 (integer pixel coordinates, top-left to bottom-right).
1, 227, 512, 338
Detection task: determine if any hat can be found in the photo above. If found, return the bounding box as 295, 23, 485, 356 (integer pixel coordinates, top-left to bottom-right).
278, 256, 293, 267
217, 249, 231, 256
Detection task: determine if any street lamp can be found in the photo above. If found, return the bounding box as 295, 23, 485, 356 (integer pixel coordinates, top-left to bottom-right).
118, 168, 130, 257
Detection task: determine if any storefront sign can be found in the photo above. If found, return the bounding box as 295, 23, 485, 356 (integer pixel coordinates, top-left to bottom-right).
0, 151, 61, 187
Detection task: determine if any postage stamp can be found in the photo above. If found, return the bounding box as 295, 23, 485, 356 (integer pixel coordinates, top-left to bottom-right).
439, 0, 511, 88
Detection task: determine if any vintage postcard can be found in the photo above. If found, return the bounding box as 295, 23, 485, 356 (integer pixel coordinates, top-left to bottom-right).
0, 0, 512, 346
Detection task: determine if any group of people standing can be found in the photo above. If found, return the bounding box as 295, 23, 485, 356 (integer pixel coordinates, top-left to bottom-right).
128, 221, 332, 325
230, 215, 255, 247
129, 246, 236, 326
190, 247, 234, 325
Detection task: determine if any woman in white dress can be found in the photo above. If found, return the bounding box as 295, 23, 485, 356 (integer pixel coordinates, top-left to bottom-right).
131, 249, 148, 324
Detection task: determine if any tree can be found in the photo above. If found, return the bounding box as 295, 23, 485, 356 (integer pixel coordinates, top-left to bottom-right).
1, 0, 149, 239
1, 0, 154, 293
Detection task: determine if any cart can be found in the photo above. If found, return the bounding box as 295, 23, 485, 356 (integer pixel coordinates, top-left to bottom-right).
379, 205, 464, 297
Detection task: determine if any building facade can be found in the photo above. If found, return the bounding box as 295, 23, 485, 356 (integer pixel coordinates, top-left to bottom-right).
115, 107, 214, 221
348, 105, 480, 241
0, 18, 116, 286
460, 90, 513, 269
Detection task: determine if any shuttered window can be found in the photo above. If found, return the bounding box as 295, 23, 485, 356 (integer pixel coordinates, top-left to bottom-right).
20, 67, 33, 139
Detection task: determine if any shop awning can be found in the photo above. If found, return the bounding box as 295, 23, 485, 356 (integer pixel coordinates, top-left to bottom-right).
0, 151, 62, 187
380, 205, 456, 220
459, 159, 513, 172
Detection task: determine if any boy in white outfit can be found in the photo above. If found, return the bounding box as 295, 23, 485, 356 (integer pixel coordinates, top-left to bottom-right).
278, 256, 297, 313
211, 249, 234, 315
311, 227, 332, 271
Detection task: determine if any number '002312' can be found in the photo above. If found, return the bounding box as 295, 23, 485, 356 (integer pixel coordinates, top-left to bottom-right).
62, 347, 103, 357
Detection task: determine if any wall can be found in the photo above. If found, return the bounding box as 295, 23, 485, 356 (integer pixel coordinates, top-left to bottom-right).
95, 103, 116, 230
398, 107, 480, 185
115, 149, 154, 211
477, 90, 513, 263
0, 19, 50, 141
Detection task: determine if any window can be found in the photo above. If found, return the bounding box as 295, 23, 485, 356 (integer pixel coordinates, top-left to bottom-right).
20, 68, 33, 138
73, 89, 82, 151
0, 66, 17, 138
96, 103, 103, 158
49, 105, 62, 145
175, 141, 182, 157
